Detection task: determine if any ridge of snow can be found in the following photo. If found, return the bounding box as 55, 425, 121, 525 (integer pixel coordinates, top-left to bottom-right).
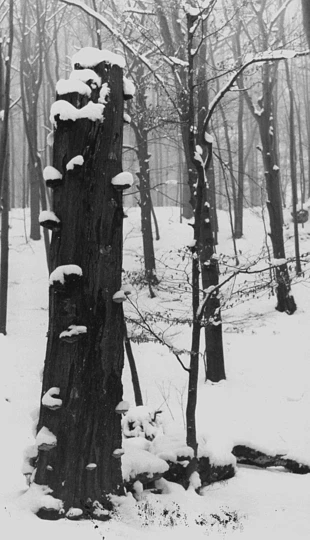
56, 78, 91, 97
69, 68, 102, 87
50, 101, 104, 127
121, 446, 169, 483
72, 47, 125, 69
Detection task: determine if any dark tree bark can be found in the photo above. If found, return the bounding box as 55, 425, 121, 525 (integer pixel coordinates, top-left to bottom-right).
302, 0, 310, 47
284, 60, 301, 275
35, 55, 125, 519
128, 65, 158, 287
124, 320, 143, 406
244, 60, 296, 314
0, 154, 9, 336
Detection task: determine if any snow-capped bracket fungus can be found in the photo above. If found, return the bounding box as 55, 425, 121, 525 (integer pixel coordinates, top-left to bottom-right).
43, 166, 63, 188
123, 76, 135, 100
49, 265, 83, 291
42, 387, 62, 410
39, 210, 61, 231
115, 400, 130, 415
111, 171, 134, 191
112, 290, 127, 303
59, 325, 87, 344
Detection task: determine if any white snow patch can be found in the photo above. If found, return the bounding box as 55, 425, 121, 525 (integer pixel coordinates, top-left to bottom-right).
72, 47, 125, 69
66, 507, 83, 518
122, 405, 163, 440
59, 325, 87, 338
39, 210, 60, 224
121, 446, 169, 483
49, 264, 83, 285
269, 258, 287, 266
112, 171, 134, 187
150, 434, 194, 463
123, 77, 135, 97
204, 131, 213, 143
18, 483, 64, 514
50, 101, 104, 127
112, 290, 127, 303
66, 155, 84, 171
56, 78, 91, 97
42, 387, 62, 410
98, 82, 110, 104
43, 165, 62, 181
69, 68, 101, 87
36, 426, 57, 450
123, 112, 131, 123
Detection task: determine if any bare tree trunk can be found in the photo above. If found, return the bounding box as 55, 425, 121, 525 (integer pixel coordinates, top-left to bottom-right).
285, 60, 301, 275
124, 320, 143, 406
0, 1, 13, 336
0, 153, 9, 335
35, 54, 125, 519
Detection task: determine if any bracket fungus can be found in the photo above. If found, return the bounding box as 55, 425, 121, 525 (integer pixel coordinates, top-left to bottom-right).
115, 400, 130, 415
112, 448, 125, 458
49, 265, 83, 289
123, 77, 135, 100
111, 171, 134, 191
112, 290, 127, 303
123, 112, 131, 124
66, 155, 84, 171
85, 463, 97, 471
43, 166, 63, 188
42, 387, 62, 410
59, 325, 87, 343
39, 210, 61, 231
36, 426, 57, 451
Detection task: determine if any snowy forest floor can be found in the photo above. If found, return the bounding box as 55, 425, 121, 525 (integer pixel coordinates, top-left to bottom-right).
1, 206, 310, 539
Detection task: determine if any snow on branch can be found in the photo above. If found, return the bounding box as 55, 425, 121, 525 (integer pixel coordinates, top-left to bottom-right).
202, 48, 309, 137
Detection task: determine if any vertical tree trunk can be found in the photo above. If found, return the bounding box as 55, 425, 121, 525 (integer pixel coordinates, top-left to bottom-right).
29, 159, 41, 241
0, 153, 9, 335
35, 53, 125, 519
129, 70, 158, 286
285, 60, 301, 275
124, 320, 143, 407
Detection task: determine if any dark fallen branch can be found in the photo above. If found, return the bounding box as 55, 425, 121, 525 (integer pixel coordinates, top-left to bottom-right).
233, 445, 310, 474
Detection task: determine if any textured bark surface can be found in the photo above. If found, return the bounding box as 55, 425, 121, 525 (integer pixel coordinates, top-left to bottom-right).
35, 60, 125, 519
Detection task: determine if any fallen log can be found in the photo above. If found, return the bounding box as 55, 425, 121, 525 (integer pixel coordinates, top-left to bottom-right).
232, 445, 310, 474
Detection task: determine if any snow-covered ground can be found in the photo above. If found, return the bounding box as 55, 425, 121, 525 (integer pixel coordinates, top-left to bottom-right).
1, 206, 310, 539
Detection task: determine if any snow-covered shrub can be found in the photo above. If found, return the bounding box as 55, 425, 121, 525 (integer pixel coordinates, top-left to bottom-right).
121, 405, 163, 441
